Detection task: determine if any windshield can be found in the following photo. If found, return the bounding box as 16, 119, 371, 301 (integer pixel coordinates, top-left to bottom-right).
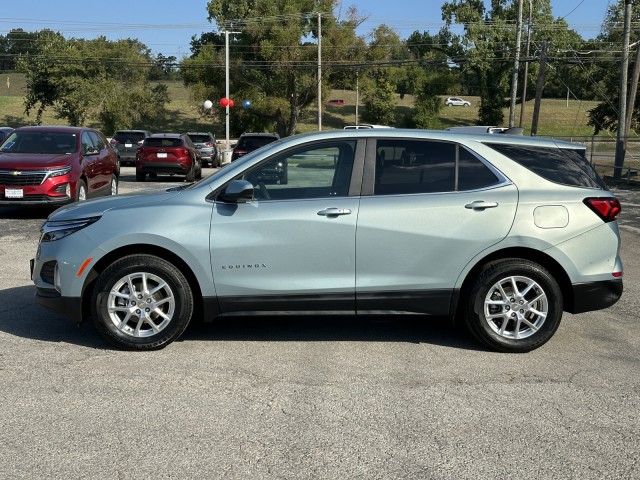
114, 132, 146, 142
188, 134, 212, 143
0, 131, 78, 154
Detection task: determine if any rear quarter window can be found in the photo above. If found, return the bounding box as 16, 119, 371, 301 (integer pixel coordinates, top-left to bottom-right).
484, 143, 606, 189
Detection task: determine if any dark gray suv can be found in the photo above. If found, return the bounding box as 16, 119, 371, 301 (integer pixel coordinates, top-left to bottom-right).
110, 130, 151, 166
231, 132, 280, 162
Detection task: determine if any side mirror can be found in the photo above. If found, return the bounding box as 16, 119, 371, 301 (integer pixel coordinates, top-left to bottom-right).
217, 179, 254, 203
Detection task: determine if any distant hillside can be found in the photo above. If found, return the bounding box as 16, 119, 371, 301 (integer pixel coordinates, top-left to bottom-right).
0, 73, 600, 137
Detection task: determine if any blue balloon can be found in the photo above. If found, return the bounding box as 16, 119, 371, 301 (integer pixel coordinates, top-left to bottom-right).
242, 100, 252, 109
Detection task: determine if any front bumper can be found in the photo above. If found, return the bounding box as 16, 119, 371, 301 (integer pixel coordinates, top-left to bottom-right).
569, 279, 623, 314
0, 195, 71, 206
34, 286, 84, 323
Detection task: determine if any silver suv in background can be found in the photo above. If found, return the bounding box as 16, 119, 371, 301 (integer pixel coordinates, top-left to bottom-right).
110, 130, 151, 166
31, 129, 622, 352
187, 132, 219, 167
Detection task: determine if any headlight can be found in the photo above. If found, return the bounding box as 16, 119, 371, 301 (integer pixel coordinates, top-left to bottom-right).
40, 216, 101, 242
48, 166, 72, 178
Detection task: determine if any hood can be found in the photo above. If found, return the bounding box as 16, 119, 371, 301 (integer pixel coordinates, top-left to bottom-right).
48, 187, 184, 222
0, 152, 76, 169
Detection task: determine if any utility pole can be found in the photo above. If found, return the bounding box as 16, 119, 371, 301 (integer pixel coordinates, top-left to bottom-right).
530, 40, 548, 136
519, 0, 533, 128
509, 0, 524, 127
317, 12, 322, 131
614, 0, 633, 180
355, 70, 359, 125
625, 42, 640, 140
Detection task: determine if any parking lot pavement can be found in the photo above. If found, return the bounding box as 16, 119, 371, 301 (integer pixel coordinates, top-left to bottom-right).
0, 174, 638, 479
611, 185, 640, 232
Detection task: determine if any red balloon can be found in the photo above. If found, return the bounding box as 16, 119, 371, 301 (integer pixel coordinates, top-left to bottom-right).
219, 98, 229, 107
228, 99, 235, 108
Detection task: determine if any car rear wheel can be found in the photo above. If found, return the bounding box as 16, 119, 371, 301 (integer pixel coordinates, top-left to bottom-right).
186, 164, 195, 182
465, 259, 563, 353
75, 179, 87, 202
110, 174, 118, 196
91, 254, 194, 350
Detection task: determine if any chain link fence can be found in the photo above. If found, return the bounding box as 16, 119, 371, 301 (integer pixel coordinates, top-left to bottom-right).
540, 135, 640, 185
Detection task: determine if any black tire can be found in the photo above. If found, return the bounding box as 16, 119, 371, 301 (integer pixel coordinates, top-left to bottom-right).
91, 254, 194, 350
75, 179, 88, 202
186, 162, 195, 182
110, 173, 118, 196
465, 259, 563, 353
196, 160, 203, 179
135, 170, 146, 182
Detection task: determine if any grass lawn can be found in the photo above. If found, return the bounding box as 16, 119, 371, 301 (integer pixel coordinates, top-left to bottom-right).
2, 72, 637, 183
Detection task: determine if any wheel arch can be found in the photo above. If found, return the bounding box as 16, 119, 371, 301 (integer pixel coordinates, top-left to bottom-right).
81, 244, 207, 323
453, 247, 574, 320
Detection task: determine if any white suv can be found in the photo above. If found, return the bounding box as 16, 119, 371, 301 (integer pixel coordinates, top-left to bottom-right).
31, 129, 623, 352
445, 97, 471, 107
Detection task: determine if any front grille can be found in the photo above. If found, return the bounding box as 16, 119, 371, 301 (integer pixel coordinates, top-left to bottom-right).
40, 261, 57, 285
0, 170, 47, 186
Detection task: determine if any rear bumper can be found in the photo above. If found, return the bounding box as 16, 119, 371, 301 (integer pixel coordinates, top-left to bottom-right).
569, 279, 623, 314
138, 161, 191, 175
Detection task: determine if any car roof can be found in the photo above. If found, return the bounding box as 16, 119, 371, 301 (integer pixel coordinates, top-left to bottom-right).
13, 126, 89, 133
149, 133, 182, 138
239, 132, 279, 137
187, 132, 213, 136
271, 128, 584, 150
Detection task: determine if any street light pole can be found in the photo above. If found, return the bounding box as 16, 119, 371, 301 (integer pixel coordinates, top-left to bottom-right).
223, 29, 240, 154
317, 12, 322, 131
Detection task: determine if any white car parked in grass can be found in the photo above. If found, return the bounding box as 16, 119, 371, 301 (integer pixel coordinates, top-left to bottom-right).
445, 97, 471, 107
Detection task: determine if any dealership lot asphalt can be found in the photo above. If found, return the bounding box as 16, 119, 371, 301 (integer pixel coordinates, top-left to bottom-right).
0, 168, 638, 479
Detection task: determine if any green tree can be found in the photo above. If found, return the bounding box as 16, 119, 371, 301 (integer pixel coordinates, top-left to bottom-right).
0, 29, 51, 72
16, 33, 168, 131
361, 75, 396, 125
441, 0, 577, 126
183, 0, 364, 137
587, 1, 640, 134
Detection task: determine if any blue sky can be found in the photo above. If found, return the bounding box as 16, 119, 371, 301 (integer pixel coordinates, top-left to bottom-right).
0, 0, 611, 58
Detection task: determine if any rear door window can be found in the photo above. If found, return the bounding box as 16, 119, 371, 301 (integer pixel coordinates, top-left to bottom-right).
374, 139, 500, 195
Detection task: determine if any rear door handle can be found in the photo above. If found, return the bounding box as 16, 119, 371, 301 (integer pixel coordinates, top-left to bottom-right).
317, 208, 352, 217
465, 201, 499, 210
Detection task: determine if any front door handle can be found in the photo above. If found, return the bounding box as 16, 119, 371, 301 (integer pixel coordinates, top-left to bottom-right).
465, 201, 499, 210
317, 207, 352, 217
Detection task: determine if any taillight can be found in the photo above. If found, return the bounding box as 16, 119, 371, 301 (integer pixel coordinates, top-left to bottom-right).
205, 142, 214, 147
181, 148, 190, 156
234, 149, 247, 155
584, 197, 621, 223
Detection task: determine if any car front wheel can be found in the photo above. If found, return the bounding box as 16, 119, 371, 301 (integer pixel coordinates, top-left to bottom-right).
91, 254, 194, 350
465, 259, 563, 353
75, 179, 87, 202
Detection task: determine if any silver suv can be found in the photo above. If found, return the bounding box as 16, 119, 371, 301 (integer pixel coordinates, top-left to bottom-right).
31, 129, 623, 352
